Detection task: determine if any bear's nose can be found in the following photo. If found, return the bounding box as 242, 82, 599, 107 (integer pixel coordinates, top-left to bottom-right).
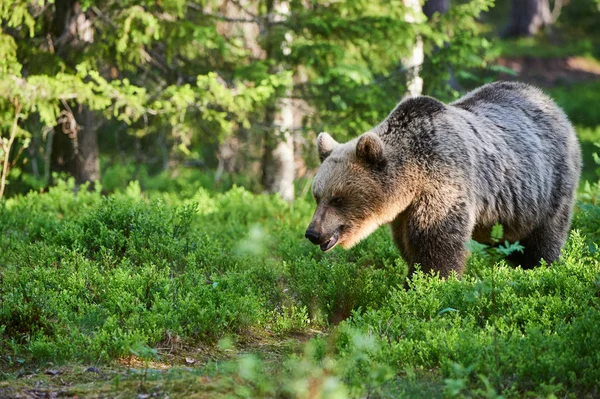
305, 226, 321, 244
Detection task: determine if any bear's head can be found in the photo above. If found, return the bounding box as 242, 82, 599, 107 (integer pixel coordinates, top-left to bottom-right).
305, 131, 413, 252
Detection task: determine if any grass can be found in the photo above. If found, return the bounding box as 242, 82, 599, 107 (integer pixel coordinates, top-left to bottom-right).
495, 36, 599, 59
549, 82, 600, 128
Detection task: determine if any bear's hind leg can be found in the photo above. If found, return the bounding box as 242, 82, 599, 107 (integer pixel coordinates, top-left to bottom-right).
507, 207, 572, 269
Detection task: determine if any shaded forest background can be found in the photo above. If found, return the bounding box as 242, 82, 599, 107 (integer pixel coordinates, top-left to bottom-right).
1, 0, 600, 201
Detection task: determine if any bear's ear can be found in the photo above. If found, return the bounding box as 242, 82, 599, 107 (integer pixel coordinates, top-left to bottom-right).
317, 132, 338, 163
356, 133, 385, 167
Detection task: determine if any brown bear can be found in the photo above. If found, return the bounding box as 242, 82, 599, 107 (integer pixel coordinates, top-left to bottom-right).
305, 81, 582, 278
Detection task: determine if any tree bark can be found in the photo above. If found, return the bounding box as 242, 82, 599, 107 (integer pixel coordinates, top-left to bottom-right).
49, 0, 100, 186
261, 99, 295, 202
51, 106, 100, 185
212, 0, 263, 186
0, 102, 23, 201
402, 0, 424, 98
261, 0, 296, 201
503, 0, 553, 37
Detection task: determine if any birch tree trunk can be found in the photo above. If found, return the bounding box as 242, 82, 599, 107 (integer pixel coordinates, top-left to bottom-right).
262, 98, 295, 202
261, 0, 296, 202
212, 0, 263, 184
213, 0, 301, 200
402, 0, 424, 98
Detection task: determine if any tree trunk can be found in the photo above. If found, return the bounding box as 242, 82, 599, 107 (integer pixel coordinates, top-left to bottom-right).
212, 0, 263, 187
402, 0, 424, 98
261, 99, 295, 202
261, 0, 296, 201
51, 106, 100, 185
49, 0, 100, 186
503, 0, 553, 37
212, 0, 299, 200
423, 0, 449, 18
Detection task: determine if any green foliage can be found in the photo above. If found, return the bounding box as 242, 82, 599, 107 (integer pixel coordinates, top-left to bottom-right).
495, 37, 598, 59
2, 1, 600, 396
0, 0, 295, 197
0, 0, 500, 197
544, 82, 600, 182
339, 230, 600, 396
295, 0, 496, 139
466, 223, 524, 265
1, 177, 600, 397
421, 0, 497, 99
574, 141, 600, 252
548, 82, 600, 128
559, 0, 600, 36
0, 179, 407, 365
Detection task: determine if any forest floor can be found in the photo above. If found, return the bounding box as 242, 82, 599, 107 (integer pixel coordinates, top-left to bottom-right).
0, 335, 314, 399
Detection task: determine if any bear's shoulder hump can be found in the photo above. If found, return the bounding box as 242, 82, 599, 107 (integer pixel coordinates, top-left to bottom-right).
390, 96, 446, 121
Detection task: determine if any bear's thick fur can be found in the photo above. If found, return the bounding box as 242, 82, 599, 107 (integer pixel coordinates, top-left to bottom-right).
305, 81, 582, 278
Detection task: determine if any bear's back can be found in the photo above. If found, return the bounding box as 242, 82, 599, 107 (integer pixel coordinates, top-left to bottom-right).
448, 81, 581, 231
450, 82, 571, 139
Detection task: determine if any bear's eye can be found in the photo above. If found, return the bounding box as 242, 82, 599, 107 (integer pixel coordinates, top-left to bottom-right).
330, 196, 344, 206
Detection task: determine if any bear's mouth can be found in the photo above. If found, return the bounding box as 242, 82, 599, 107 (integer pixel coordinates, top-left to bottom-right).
320, 230, 340, 252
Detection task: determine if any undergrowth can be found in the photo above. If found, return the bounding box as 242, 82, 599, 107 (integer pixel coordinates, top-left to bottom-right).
0, 173, 599, 397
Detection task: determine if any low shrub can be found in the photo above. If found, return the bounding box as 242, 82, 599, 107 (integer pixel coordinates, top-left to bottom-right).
1, 174, 599, 397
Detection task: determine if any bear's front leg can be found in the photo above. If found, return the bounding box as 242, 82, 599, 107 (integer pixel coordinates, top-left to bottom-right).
392, 200, 473, 279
